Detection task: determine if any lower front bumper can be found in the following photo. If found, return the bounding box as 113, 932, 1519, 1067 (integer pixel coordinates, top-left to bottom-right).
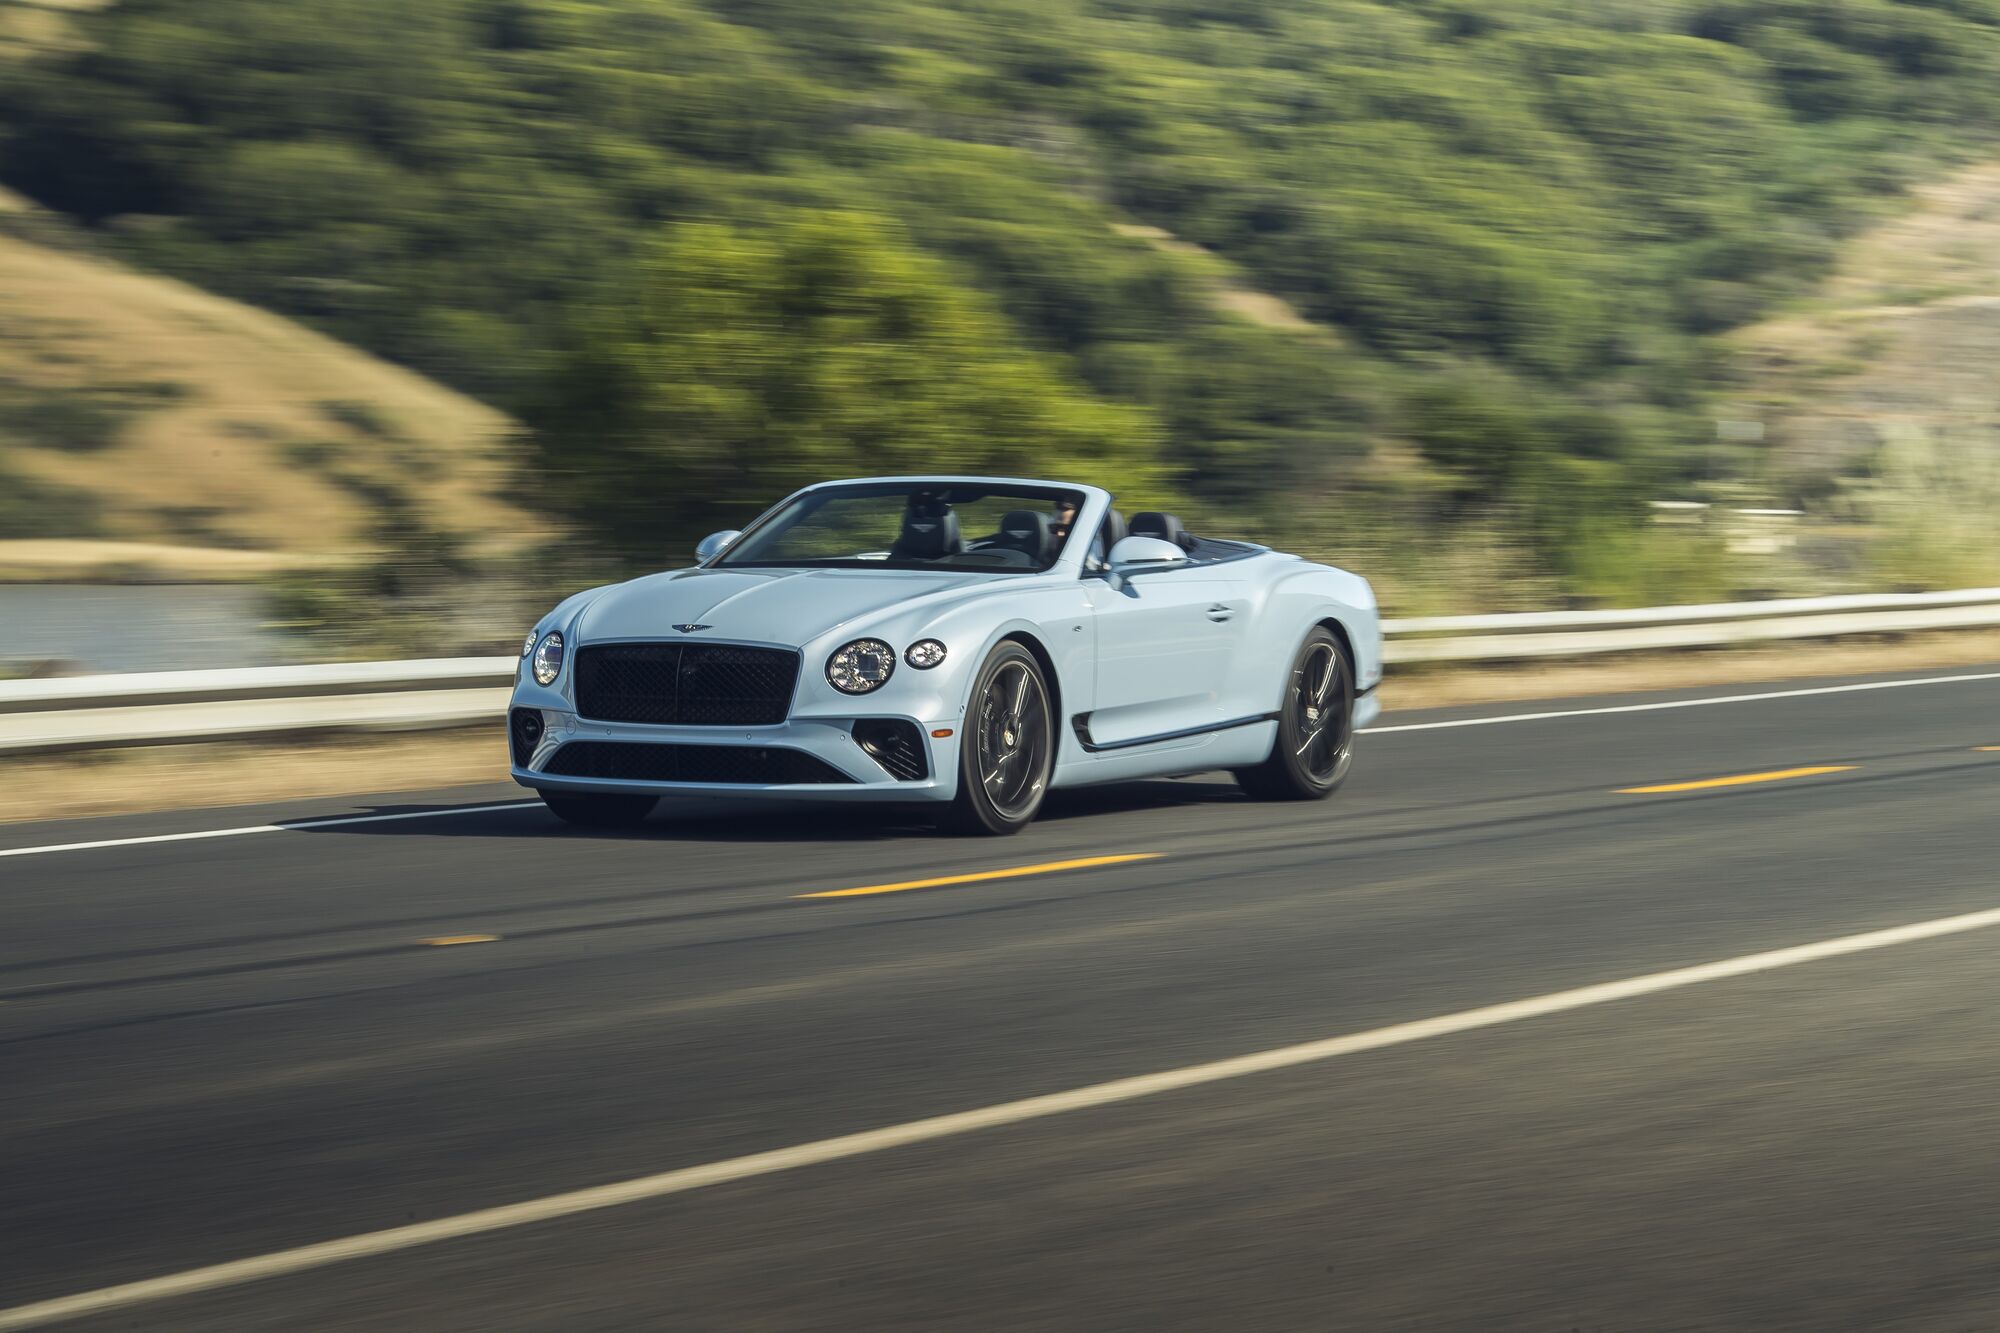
1355, 689, 1381, 732
519, 769, 952, 802
509, 707, 959, 803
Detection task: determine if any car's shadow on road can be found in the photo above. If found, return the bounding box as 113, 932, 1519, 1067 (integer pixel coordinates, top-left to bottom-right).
306, 778, 1248, 844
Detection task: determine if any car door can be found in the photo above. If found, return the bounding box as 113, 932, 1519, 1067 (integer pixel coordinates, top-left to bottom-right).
1081, 566, 1245, 748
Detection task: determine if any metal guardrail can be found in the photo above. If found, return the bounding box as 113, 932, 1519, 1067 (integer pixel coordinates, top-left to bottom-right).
1382, 587, 2000, 637
4, 588, 1998, 755
1382, 588, 2000, 665
0, 657, 509, 714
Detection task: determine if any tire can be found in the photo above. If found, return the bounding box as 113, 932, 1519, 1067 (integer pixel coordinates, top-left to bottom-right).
538, 789, 658, 828
1235, 626, 1355, 801
941, 641, 1054, 835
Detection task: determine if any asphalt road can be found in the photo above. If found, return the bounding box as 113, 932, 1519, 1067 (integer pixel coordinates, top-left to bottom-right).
6, 665, 2000, 1330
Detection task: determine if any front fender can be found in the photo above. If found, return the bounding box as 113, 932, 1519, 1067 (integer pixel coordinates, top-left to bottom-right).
792, 580, 1095, 727
1233, 558, 1382, 715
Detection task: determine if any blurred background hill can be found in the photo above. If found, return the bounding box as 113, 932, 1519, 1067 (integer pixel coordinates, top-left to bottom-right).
0, 187, 532, 578
1729, 158, 2000, 591
2, 0, 1999, 652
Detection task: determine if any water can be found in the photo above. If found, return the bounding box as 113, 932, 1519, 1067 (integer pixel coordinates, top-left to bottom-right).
0, 584, 290, 674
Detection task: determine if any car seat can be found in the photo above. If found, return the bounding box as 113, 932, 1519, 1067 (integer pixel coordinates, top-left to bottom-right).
890, 496, 963, 560
1129, 511, 1194, 552
991, 509, 1052, 564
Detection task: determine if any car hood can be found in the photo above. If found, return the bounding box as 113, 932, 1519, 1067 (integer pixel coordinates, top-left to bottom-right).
573, 566, 1002, 645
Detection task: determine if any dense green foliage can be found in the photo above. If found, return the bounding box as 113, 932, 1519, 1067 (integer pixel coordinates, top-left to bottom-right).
528, 210, 1162, 552
5, 0, 1999, 594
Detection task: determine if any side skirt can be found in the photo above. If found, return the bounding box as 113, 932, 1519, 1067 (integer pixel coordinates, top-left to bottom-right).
1069, 710, 1280, 755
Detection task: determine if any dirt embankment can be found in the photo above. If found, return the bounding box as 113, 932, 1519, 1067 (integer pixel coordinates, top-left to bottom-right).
1733, 161, 2000, 486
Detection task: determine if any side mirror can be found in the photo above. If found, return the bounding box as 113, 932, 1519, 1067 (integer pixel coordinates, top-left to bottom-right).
695, 530, 742, 562
1107, 535, 1188, 575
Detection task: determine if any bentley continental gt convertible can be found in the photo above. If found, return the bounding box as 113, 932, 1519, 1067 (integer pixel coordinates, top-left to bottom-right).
511, 478, 1381, 834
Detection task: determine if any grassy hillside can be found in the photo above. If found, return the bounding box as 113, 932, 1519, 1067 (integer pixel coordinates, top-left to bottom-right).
1736, 160, 2000, 483
0, 0, 98, 63
5, 0, 2000, 607
1727, 158, 2000, 589
0, 190, 538, 582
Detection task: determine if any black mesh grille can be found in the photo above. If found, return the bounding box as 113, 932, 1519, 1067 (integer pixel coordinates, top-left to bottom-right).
542, 741, 855, 785
574, 643, 799, 725
852, 719, 928, 781
509, 707, 543, 768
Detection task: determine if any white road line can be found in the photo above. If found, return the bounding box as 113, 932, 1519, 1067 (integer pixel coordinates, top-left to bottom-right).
7, 668, 1998, 861
7, 900, 2000, 1329
0, 802, 543, 860
1362, 669, 2000, 735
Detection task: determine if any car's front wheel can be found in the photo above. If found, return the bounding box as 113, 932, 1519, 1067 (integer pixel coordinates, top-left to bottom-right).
942, 641, 1053, 835
1235, 626, 1354, 801
538, 790, 658, 828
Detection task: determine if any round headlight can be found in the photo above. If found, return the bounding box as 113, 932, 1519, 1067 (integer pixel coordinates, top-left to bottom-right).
521, 631, 537, 659
532, 631, 565, 687
905, 639, 947, 669
827, 638, 895, 694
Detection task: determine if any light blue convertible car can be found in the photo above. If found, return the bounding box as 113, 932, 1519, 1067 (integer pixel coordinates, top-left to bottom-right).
511, 477, 1381, 834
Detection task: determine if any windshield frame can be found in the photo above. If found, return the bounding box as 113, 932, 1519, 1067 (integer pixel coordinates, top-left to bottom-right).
712, 481, 1090, 574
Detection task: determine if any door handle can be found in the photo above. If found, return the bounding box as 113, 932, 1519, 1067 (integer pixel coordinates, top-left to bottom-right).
1206, 603, 1233, 622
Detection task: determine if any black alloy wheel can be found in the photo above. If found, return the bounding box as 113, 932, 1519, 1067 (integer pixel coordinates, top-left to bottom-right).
1235, 626, 1355, 801
943, 641, 1053, 834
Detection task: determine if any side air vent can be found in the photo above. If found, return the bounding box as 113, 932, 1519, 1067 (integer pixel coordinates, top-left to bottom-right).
509, 708, 544, 768
851, 719, 929, 781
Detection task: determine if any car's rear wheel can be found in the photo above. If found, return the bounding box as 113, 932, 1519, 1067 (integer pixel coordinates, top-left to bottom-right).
942, 642, 1053, 835
538, 789, 658, 828
1235, 627, 1354, 801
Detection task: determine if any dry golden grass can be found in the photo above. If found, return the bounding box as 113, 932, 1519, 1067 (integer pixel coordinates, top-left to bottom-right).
0, 0, 104, 60
0, 226, 544, 577
1111, 222, 1326, 334
0, 729, 510, 825
0, 538, 322, 582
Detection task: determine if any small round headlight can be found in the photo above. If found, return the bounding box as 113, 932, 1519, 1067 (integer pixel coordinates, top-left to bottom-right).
532, 631, 565, 687
827, 638, 895, 694
905, 639, 947, 669
521, 631, 537, 659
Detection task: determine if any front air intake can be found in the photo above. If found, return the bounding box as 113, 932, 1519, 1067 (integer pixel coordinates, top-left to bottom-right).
542, 741, 855, 785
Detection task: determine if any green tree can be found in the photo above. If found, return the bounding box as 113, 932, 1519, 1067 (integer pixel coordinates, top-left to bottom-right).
530, 211, 1159, 556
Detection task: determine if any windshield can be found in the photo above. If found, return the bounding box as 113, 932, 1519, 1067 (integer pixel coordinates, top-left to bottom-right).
716, 483, 1087, 572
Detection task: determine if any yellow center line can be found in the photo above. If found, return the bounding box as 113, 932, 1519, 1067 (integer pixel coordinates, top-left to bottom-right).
1617, 765, 1856, 795
1975, 746, 2000, 752
799, 853, 1163, 900
420, 934, 501, 947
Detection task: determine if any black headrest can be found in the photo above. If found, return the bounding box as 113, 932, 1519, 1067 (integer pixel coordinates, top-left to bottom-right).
891, 499, 961, 560
1102, 508, 1128, 548
1129, 511, 1192, 551
994, 509, 1051, 563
